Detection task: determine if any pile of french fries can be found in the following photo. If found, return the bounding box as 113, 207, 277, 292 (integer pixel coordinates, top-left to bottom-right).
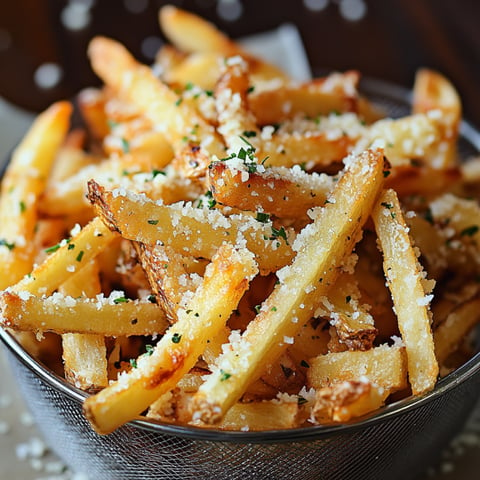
1, 5, 480, 435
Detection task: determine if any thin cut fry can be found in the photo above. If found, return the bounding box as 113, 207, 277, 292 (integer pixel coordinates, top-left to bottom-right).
208, 162, 334, 217
434, 298, 480, 366
0, 290, 168, 337
83, 244, 258, 434
312, 380, 387, 423
0, 101, 72, 289
87, 180, 295, 274
372, 189, 438, 394
11, 217, 117, 296
307, 343, 407, 391
59, 260, 107, 390
87, 36, 225, 158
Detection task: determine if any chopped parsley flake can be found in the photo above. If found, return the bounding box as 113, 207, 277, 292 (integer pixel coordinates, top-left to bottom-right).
461, 225, 479, 237
281, 364, 293, 378
220, 369, 232, 381
76, 251, 84, 262
113, 296, 129, 304
171, 333, 182, 344
298, 396, 308, 405
129, 359, 137, 369
152, 169, 166, 178
145, 344, 154, 356
205, 190, 217, 209
45, 243, 61, 254
121, 138, 130, 153
255, 212, 270, 223
147, 219, 159, 225
269, 226, 288, 244
0, 239, 15, 250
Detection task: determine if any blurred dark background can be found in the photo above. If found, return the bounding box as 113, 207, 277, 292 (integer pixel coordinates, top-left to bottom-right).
1, 0, 480, 125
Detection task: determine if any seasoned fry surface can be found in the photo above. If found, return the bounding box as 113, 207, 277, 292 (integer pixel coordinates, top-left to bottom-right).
0, 5, 479, 435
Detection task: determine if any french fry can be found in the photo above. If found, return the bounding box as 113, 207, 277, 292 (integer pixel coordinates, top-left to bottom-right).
249, 71, 363, 125
87, 36, 225, 159
434, 298, 480, 366
181, 394, 299, 430
10, 217, 117, 296
158, 5, 287, 81
208, 161, 334, 217
162, 52, 229, 90
83, 244, 258, 434
59, 260, 108, 390
214, 57, 261, 154
312, 380, 387, 423
314, 273, 377, 351
134, 243, 202, 322
0, 101, 72, 289
355, 112, 451, 168
87, 180, 295, 274
307, 343, 407, 391
0, 290, 168, 337
76, 87, 111, 142
372, 189, 438, 394
191, 149, 386, 423
412, 68, 461, 168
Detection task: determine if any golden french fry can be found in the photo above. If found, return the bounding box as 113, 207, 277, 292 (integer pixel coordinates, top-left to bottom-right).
0, 101, 72, 289
434, 298, 480, 366
59, 260, 107, 390
412, 68, 461, 169
372, 189, 438, 394
249, 71, 362, 125
87, 180, 295, 274
135, 243, 202, 322
83, 244, 258, 434
87, 36, 225, 159
315, 273, 377, 351
11, 217, 117, 296
355, 112, 452, 169
76, 87, 111, 141
307, 343, 407, 391
191, 149, 386, 423
214, 57, 261, 154
158, 5, 287, 81
208, 162, 334, 217
0, 290, 168, 337
312, 380, 387, 423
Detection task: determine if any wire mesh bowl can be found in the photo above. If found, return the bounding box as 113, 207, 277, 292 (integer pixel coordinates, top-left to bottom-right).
1, 79, 480, 480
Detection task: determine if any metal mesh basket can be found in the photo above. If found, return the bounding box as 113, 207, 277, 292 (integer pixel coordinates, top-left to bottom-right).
1, 79, 480, 480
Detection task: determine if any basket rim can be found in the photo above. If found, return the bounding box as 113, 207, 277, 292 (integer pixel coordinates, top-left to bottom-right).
1, 76, 480, 443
